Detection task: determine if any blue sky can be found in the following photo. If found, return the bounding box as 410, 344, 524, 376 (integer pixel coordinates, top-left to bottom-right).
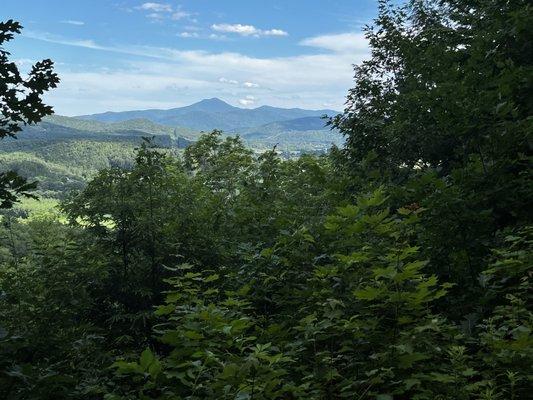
2, 0, 384, 115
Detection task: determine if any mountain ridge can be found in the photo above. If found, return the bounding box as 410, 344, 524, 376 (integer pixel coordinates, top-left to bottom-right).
77, 98, 339, 132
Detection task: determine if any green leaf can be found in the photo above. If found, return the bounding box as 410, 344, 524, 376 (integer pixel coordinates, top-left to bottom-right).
112, 361, 143, 375
161, 331, 181, 345
337, 204, 360, 218
220, 363, 240, 379
204, 273, 219, 282
354, 286, 382, 300
148, 359, 162, 378
184, 330, 204, 340
140, 348, 155, 370
154, 304, 175, 316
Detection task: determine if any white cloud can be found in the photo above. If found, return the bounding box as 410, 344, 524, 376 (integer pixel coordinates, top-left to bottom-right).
178, 31, 228, 40
172, 11, 191, 20
26, 31, 369, 115
61, 20, 85, 26
212, 24, 256, 36
211, 23, 288, 38
238, 95, 256, 107
138, 2, 172, 13
300, 32, 368, 53
208, 33, 227, 40
178, 32, 199, 38
239, 97, 255, 106
262, 29, 287, 37
23, 32, 117, 52
219, 77, 239, 85
137, 3, 194, 22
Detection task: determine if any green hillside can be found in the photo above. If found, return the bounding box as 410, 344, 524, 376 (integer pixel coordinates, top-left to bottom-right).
0, 114, 198, 199
1, 113, 343, 200
44, 115, 200, 139
0, 141, 138, 198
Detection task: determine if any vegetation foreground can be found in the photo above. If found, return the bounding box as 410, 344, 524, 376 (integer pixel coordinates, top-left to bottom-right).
0, 0, 531, 399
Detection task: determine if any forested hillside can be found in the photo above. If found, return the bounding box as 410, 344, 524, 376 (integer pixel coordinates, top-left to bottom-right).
0, 115, 194, 198
1, 106, 342, 200
0, 0, 531, 399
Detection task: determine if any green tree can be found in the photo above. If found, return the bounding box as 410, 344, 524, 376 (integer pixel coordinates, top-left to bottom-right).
0, 218, 109, 399
334, 0, 531, 173
331, 0, 533, 318
0, 20, 59, 208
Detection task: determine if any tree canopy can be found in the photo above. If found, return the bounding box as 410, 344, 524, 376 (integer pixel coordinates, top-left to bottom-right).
0, 1, 531, 399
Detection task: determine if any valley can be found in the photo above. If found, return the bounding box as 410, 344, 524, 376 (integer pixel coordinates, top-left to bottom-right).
0, 98, 342, 200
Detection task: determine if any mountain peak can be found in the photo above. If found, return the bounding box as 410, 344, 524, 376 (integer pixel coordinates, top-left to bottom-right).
198, 97, 228, 104
189, 98, 235, 112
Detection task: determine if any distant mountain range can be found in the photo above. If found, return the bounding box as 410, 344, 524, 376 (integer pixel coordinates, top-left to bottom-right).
1, 98, 343, 198
3, 97, 345, 156
77, 97, 339, 133
7, 97, 344, 151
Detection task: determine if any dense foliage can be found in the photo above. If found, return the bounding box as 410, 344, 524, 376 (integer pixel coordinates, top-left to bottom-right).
0, 141, 139, 198
0, 0, 531, 399
0, 19, 59, 208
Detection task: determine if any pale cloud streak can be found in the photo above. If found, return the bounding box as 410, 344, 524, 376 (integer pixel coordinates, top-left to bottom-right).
178, 32, 199, 38
300, 32, 368, 53
178, 31, 228, 41
239, 95, 256, 106
137, 2, 194, 22
219, 78, 260, 88
138, 2, 172, 13
25, 31, 368, 115
211, 23, 288, 37
172, 11, 192, 20
219, 77, 239, 85
60, 20, 85, 26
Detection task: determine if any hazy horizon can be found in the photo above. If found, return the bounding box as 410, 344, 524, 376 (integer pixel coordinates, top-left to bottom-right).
67, 97, 341, 119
